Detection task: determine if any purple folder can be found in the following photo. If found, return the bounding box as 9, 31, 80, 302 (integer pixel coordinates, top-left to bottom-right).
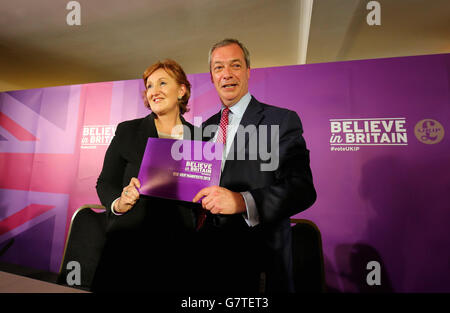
137, 138, 223, 202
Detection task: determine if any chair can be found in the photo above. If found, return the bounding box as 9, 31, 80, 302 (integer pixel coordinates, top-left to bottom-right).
290, 218, 326, 292
57, 204, 107, 291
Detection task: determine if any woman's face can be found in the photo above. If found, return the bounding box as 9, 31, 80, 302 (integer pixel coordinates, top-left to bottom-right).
145, 68, 186, 116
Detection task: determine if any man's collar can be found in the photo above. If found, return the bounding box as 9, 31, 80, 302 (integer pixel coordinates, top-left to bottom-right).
221, 92, 251, 118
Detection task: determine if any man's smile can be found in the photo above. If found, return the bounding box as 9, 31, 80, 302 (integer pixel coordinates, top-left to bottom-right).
222, 83, 238, 89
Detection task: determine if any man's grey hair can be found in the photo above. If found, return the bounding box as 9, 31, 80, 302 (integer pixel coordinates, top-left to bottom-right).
208, 38, 251, 71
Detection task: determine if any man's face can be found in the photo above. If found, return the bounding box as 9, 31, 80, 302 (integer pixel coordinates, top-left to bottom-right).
210, 43, 250, 107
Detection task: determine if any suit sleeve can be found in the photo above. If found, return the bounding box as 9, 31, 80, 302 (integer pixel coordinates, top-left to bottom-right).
96, 123, 127, 220
249, 110, 316, 225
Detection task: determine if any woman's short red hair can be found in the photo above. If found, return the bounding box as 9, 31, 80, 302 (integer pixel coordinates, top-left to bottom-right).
142, 59, 191, 114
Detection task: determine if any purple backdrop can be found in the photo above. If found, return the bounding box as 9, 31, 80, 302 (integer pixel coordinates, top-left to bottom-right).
1, 53, 449, 292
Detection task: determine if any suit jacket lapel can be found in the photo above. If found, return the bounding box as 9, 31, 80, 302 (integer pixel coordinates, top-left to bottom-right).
180, 115, 198, 140
203, 113, 221, 141
222, 97, 264, 175
240, 96, 264, 126
136, 113, 197, 156
136, 113, 158, 162
232, 96, 264, 148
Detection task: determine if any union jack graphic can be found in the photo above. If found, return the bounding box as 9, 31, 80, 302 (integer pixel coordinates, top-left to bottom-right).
0, 76, 255, 273
0, 85, 80, 273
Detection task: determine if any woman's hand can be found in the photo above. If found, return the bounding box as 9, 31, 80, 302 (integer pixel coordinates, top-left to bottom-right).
114, 177, 141, 214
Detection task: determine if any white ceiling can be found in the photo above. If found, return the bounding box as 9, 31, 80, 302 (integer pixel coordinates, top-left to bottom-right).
307, 0, 450, 63
0, 0, 449, 91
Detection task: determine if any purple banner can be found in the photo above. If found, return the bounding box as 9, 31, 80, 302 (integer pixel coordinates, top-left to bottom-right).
138, 138, 223, 202
1, 53, 449, 292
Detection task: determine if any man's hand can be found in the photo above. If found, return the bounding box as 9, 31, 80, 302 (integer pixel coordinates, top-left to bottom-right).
114, 177, 141, 214
192, 186, 246, 214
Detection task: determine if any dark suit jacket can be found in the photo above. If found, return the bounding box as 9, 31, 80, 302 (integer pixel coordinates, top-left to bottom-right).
199, 96, 316, 293
92, 113, 202, 292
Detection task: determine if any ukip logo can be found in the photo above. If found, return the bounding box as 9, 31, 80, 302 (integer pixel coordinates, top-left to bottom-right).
414, 119, 445, 145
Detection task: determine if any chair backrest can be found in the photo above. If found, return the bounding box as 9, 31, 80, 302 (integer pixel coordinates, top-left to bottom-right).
290, 218, 326, 292
57, 204, 106, 290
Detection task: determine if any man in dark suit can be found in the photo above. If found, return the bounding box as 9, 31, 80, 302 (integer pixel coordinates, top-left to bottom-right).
193, 39, 316, 293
